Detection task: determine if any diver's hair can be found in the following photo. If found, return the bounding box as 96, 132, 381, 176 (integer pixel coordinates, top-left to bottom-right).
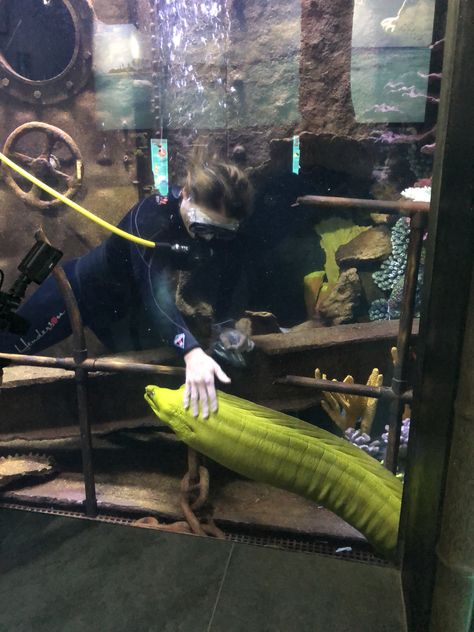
184, 160, 253, 220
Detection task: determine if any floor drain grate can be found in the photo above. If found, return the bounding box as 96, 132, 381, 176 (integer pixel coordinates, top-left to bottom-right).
1, 503, 390, 566
226, 532, 390, 566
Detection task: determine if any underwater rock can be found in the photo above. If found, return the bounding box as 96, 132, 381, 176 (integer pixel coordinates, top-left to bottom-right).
288, 319, 324, 332
235, 311, 281, 336
335, 226, 392, 268
359, 271, 386, 305
299, 132, 378, 178
370, 212, 394, 225
318, 268, 362, 325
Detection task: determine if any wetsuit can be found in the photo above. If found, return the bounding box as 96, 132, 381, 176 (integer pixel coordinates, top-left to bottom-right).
0, 194, 240, 357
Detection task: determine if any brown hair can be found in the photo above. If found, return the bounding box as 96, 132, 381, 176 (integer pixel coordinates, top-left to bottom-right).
184, 160, 253, 221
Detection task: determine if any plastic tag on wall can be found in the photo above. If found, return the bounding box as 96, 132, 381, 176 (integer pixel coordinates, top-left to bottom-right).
292, 135, 300, 174
151, 139, 169, 202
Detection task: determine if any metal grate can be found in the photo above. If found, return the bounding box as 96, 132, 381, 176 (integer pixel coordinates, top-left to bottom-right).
226, 532, 390, 567
1, 502, 390, 567
0, 502, 135, 526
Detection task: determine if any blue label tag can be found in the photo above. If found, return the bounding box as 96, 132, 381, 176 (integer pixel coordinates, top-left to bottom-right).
150, 139, 169, 197
292, 135, 300, 174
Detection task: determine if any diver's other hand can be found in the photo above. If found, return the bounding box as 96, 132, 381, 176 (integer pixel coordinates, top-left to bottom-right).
184, 347, 231, 419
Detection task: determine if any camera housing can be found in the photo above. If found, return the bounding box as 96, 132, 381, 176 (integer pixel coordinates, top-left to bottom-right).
0, 241, 63, 335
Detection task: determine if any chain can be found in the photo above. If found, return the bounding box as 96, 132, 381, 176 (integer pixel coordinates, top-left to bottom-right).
178, 448, 225, 539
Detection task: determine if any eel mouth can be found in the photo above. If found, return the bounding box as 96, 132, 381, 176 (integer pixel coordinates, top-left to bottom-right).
145, 387, 159, 410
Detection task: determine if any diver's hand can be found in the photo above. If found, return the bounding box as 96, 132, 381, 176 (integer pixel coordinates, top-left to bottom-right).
184, 347, 231, 419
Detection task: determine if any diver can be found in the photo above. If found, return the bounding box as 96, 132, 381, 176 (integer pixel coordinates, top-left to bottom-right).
0, 159, 253, 418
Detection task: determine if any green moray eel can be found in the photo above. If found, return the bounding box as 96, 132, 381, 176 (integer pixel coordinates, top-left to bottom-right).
144, 385, 402, 558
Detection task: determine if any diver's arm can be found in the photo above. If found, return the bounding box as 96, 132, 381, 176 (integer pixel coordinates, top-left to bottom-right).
138, 258, 201, 354
126, 195, 231, 417
138, 263, 231, 418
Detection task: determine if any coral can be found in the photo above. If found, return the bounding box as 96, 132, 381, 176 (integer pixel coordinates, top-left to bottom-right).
369, 298, 389, 321
345, 418, 411, 468
372, 217, 410, 292
315, 218, 369, 285
315, 367, 383, 434
370, 263, 424, 321
344, 428, 383, 458
303, 270, 326, 318
381, 418, 411, 461
401, 185, 431, 203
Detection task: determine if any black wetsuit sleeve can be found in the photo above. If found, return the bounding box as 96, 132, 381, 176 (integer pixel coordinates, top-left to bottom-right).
115, 195, 201, 354
135, 252, 200, 354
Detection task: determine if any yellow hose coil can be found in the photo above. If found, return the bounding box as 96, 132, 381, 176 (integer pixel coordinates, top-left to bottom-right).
0, 151, 156, 248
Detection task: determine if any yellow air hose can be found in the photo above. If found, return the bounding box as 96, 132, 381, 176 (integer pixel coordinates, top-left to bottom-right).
0, 151, 156, 248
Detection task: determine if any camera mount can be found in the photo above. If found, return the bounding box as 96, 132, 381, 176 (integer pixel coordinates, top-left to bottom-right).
0, 241, 63, 335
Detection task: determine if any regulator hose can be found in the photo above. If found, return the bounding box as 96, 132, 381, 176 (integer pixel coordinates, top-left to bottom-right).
0, 151, 156, 248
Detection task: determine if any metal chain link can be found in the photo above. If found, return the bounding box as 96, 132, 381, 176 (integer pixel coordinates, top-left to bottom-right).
178, 448, 225, 539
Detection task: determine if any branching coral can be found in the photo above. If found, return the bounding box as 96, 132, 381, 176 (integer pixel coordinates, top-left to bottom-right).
315, 367, 383, 434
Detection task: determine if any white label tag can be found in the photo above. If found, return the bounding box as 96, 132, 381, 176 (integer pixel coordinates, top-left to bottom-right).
174, 333, 185, 349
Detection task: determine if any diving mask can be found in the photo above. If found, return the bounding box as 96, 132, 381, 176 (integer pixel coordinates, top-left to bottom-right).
181, 200, 240, 241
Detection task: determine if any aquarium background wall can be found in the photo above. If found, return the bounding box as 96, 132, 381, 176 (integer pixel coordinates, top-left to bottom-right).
0, 0, 441, 353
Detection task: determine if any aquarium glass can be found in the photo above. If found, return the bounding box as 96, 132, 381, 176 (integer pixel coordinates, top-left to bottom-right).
351, 0, 436, 122
0, 0, 445, 564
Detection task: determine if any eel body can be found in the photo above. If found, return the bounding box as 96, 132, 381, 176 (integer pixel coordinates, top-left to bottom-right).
145, 385, 402, 558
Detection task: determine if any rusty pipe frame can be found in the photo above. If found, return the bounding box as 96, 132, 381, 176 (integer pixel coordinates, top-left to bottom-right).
0, 351, 185, 376
385, 212, 426, 473
295, 194, 430, 215
276, 375, 413, 403
36, 229, 97, 518
52, 267, 97, 517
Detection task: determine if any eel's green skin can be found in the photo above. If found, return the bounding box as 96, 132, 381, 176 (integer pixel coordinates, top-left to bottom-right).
145, 385, 402, 558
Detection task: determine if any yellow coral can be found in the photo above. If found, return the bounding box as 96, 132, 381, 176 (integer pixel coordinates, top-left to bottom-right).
315, 367, 383, 434
315, 218, 369, 285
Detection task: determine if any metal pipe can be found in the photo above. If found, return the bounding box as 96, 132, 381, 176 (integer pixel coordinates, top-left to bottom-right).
0, 351, 185, 376
429, 271, 474, 632
296, 195, 430, 215
385, 212, 426, 473
54, 270, 97, 516
51, 276, 97, 516
276, 375, 413, 403
36, 229, 97, 517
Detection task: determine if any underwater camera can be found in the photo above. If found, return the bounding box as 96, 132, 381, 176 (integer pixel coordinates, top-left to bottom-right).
0, 241, 63, 335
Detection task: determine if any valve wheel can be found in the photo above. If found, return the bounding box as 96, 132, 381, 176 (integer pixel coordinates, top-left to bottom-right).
2, 122, 83, 210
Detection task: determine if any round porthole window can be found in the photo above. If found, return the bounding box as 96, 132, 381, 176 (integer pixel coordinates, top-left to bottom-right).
0, 0, 94, 104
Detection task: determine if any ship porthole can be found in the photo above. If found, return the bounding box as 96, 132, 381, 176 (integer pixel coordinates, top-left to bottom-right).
0, 0, 94, 104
